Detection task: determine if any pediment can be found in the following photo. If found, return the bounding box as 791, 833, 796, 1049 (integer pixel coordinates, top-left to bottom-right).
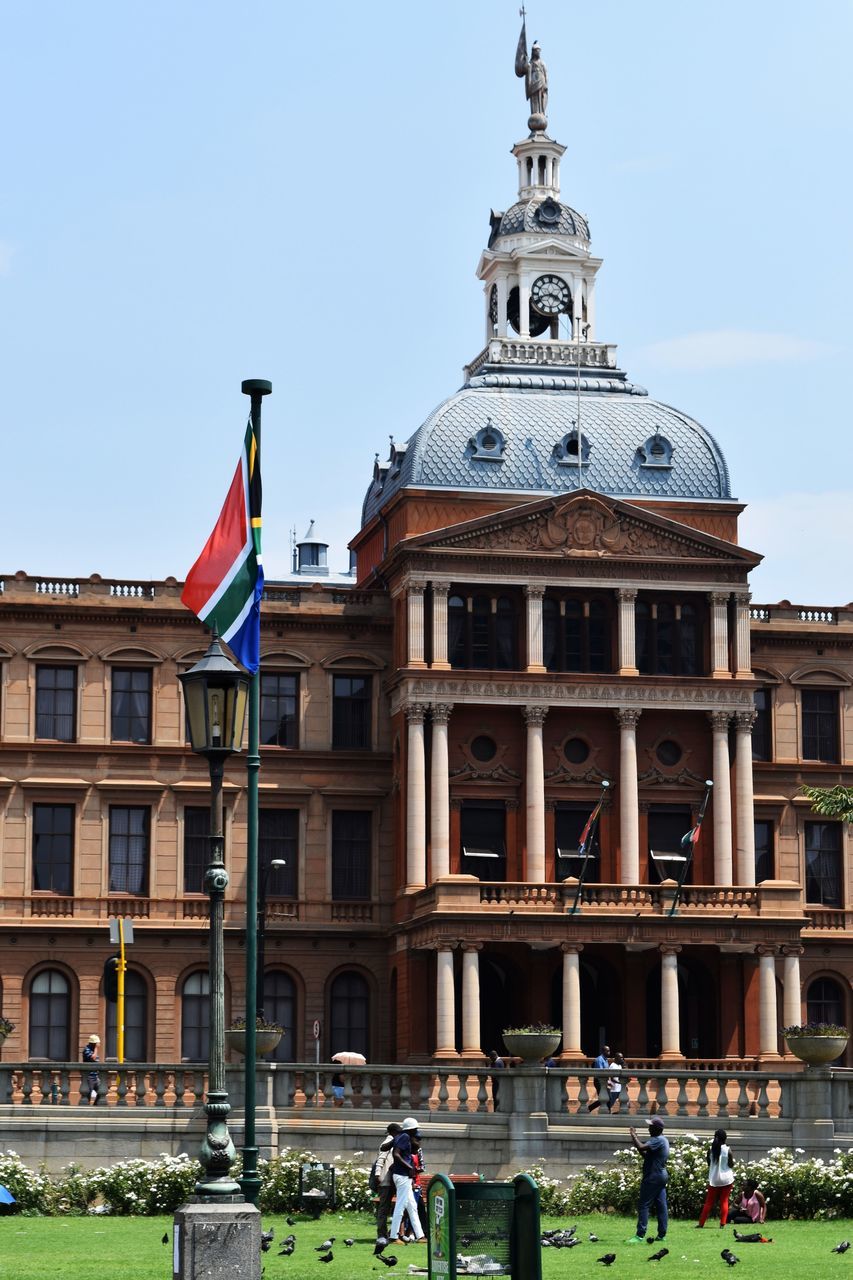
404, 491, 759, 566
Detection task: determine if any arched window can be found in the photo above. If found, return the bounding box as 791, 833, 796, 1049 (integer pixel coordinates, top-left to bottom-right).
181, 972, 210, 1062
263, 971, 296, 1062
807, 976, 845, 1027
30, 970, 70, 1060
329, 972, 369, 1060
106, 970, 148, 1061
636, 595, 704, 676
543, 593, 612, 673
449, 590, 519, 670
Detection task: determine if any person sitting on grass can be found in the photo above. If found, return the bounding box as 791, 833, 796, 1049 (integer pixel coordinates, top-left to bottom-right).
730, 1178, 767, 1224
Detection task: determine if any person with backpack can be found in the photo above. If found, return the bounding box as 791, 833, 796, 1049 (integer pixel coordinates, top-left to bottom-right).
696, 1129, 736, 1228
389, 1117, 427, 1244
371, 1121, 401, 1242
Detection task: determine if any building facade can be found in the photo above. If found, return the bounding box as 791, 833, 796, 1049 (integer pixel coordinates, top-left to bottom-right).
1, 58, 851, 1071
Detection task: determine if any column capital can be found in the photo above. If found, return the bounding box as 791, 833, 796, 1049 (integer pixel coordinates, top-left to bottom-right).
734, 709, 757, 731
426, 940, 458, 952
561, 941, 584, 955
615, 707, 642, 729
407, 581, 426, 598
780, 944, 805, 958
659, 943, 682, 956
432, 702, 454, 725
709, 591, 731, 607
708, 710, 732, 732
733, 589, 752, 604
461, 941, 483, 953
616, 587, 637, 603
405, 702, 429, 725
755, 944, 778, 958
524, 583, 546, 601
431, 579, 452, 596
523, 705, 549, 727
505, 797, 520, 811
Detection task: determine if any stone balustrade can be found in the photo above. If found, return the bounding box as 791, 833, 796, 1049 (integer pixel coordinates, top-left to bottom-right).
750, 602, 853, 626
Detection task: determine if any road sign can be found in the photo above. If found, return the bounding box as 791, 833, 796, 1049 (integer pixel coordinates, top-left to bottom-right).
313, 1019, 321, 1040
108, 917, 135, 945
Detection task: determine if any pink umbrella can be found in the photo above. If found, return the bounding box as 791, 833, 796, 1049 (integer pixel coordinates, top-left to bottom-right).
331, 1051, 366, 1065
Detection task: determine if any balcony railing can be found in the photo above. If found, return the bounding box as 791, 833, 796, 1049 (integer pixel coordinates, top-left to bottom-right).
750, 602, 852, 626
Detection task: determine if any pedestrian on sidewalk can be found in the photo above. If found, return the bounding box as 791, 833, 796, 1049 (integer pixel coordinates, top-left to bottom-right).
389, 1117, 426, 1244
82, 1033, 100, 1105
626, 1117, 670, 1244
696, 1129, 736, 1228
372, 1121, 402, 1242
606, 1051, 625, 1114
588, 1043, 610, 1111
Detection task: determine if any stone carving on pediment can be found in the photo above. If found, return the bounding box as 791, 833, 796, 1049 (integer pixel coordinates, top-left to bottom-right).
637, 765, 707, 788
449, 761, 522, 783
544, 764, 609, 785
439, 500, 730, 562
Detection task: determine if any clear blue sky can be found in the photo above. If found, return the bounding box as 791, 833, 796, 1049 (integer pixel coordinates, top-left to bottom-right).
2, 1, 851, 604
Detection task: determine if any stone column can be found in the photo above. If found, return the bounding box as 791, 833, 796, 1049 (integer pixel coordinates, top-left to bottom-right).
781, 946, 804, 1038
435, 945, 458, 1057
405, 704, 428, 890
616, 589, 639, 676
406, 582, 427, 669
461, 943, 483, 1057
757, 946, 781, 1059
523, 706, 548, 883
525, 584, 546, 673
431, 581, 451, 670
519, 275, 531, 339
430, 704, 453, 880
709, 711, 733, 886
733, 592, 752, 678
615, 708, 642, 883
709, 591, 731, 678
660, 945, 682, 1060
734, 709, 756, 885
561, 943, 583, 1057
496, 277, 508, 339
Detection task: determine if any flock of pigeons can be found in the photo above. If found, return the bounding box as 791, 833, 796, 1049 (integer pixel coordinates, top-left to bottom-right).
256, 1221, 403, 1270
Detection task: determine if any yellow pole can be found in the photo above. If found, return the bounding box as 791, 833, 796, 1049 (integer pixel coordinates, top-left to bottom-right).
117, 918, 126, 1065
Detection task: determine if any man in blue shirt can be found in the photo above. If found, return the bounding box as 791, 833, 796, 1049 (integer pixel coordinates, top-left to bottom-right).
626, 1117, 670, 1243
587, 1043, 610, 1112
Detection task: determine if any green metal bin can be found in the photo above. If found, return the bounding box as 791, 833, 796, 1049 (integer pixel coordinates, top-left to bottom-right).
427, 1172, 540, 1280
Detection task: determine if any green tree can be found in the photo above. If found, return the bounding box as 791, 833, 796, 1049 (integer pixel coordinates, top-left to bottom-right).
801, 783, 853, 820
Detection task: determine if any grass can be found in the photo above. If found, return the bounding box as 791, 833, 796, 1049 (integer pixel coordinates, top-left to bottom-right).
1, 1211, 852, 1279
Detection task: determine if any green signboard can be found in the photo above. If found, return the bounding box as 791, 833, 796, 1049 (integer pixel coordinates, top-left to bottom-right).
428, 1173, 456, 1280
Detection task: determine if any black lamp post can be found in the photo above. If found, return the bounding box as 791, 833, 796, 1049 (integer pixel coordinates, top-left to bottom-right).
179, 632, 250, 1199
256, 858, 286, 1023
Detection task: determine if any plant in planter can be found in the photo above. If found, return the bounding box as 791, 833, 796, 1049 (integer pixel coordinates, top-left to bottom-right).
783, 1022, 849, 1066
502, 1023, 562, 1063
225, 1015, 284, 1058
0, 1017, 14, 1041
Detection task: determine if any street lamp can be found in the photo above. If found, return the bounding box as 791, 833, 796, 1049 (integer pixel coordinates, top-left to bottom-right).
179, 632, 250, 1198
256, 858, 286, 1023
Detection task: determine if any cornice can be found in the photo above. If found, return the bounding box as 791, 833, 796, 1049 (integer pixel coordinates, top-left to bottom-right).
390, 675, 755, 716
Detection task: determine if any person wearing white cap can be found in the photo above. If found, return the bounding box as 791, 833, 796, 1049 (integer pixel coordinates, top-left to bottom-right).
388, 1117, 426, 1245
83, 1033, 101, 1105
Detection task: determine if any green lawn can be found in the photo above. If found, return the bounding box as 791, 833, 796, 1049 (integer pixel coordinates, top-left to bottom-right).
1, 1211, 851, 1279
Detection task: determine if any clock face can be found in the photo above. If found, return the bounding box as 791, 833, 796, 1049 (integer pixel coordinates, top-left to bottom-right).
531, 273, 571, 317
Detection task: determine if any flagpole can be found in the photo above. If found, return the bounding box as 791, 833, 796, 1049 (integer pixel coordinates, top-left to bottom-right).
239, 377, 271, 1207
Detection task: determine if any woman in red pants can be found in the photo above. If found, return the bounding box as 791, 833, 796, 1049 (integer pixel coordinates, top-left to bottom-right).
696, 1129, 736, 1228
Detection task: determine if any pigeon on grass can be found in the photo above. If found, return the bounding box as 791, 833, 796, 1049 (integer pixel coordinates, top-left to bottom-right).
832, 1241, 851, 1254
319, 1251, 334, 1264
648, 1248, 669, 1261
316, 1238, 336, 1251
260, 1228, 274, 1252
597, 1254, 617, 1266
161, 1233, 169, 1245
377, 1253, 398, 1267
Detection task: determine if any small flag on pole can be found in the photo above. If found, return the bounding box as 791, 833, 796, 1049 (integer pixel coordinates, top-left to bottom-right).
181, 420, 263, 673
577, 788, 606, 857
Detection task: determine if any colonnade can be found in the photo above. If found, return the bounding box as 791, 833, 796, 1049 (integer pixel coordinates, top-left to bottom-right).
403, 700, 757, 890
425, 941, 802, 1060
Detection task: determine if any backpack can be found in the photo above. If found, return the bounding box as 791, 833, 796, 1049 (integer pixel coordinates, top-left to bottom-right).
369, 1144, 394, 1193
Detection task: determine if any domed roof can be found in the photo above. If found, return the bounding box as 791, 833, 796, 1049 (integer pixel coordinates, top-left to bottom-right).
490, 196, 589, 246
362, 373, 731, 526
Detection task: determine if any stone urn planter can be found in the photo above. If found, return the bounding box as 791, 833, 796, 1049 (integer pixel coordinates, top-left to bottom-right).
502, 1029, 562, 1063
225, 1027, 283, 1058
784, 1033, 848, 1067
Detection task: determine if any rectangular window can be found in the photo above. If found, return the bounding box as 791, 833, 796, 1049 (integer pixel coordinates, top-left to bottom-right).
752, 688, 772, 761
331, 810, 371, 900
754, 819, 774, 882
802, 690, 839, 763
332, 675, 372, 749
32, 804, 74, 894
555, 804, 600, 878
260, 673, 298, 748
259, 809, 298, 897
460, 801, 506, 880
108, 807, 150, 895
111, 668, 152, 743
805, 821, 842, 906
647, 805, 692, 885
183, 807, 210, 894
35, 666, 76, 741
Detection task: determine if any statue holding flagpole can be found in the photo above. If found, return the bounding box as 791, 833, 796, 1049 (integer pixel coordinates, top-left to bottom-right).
515, 7, 548, 133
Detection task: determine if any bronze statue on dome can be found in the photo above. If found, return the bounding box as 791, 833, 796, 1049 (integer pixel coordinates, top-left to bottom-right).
515, 9, 548, 133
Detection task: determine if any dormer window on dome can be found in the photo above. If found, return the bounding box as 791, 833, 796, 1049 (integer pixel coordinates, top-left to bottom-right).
638, 432, 674, 470
553, 428, 590, 467
468, 419, 505, 463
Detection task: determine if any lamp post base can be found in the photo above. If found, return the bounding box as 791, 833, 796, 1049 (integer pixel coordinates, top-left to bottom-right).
173, 1197, 261, 1280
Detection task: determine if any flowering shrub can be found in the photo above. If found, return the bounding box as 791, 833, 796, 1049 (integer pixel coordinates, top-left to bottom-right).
783, 1023, 848, 1038
515, 1162, 572, 1215
0, 1152, 54, 1213
503, 1024, 559, 1035
227, 1016, 284, 1033
83, 1153, 201, 1215
258, 1147, 315, 1213
336, 1154, 372, 1212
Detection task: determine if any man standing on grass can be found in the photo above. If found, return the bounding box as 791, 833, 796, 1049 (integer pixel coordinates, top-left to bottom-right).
626, 1117, 670, 1244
